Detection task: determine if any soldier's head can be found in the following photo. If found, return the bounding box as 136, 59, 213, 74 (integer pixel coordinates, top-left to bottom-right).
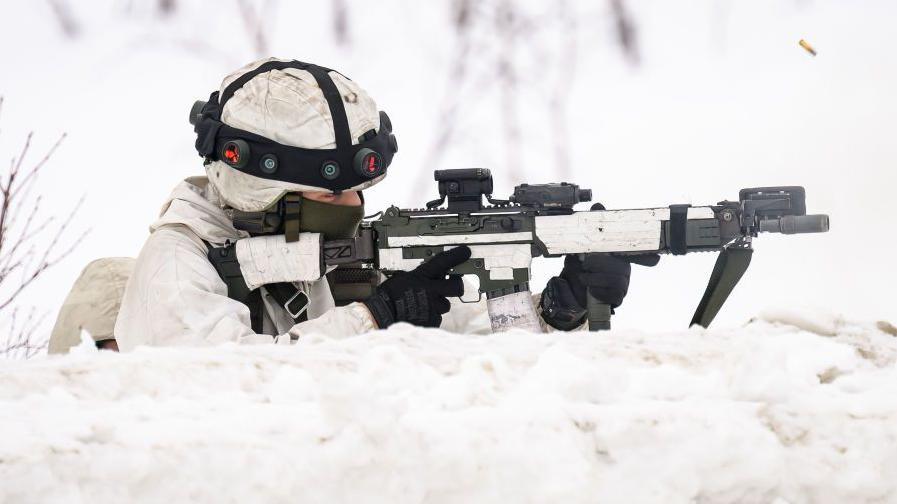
190, 57, 397, 239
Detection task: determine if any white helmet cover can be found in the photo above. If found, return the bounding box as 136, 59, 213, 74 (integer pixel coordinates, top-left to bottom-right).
199, 57, 393, 212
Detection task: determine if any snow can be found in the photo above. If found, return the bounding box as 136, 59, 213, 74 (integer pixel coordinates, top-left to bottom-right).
3, 313, 897, 503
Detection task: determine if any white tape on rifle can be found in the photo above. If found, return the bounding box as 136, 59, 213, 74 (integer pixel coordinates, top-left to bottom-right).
388, 231, 532, 247
487, 291, 543, 333
535, 207, 715, 255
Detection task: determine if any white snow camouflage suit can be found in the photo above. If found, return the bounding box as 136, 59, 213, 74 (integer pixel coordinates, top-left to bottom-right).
112, 176, 495, 351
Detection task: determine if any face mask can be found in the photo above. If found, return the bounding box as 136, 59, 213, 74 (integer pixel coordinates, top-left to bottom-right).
298, 197, 365, 240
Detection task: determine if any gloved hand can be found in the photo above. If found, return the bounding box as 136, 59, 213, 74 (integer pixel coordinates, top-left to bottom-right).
540, 253, 660, 330
560, 252, 660, 308
363, 246, 470, 329
539, 276, 588, 331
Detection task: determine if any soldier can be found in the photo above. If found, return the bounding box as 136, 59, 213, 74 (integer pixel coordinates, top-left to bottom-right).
110, 57, 645, 350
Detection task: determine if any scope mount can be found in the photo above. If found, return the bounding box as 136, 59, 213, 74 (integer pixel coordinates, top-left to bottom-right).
426, 168, 501, 212
425, 168, 591, 214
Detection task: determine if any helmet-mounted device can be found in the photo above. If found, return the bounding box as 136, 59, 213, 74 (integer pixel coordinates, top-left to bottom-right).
189, 60, 398, 192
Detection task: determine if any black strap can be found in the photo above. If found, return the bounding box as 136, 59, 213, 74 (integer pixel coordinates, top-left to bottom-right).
282, 194, 302, 243
669, 204, 690, 255
302, 65, 352, 150
203, 240, 268, 333
246, 289, 265, 333
208, 121, 395, 190
218, 60, 350, 151
219, 60, 337, 113
265, 283, 309, 323
204, 240, 252, 301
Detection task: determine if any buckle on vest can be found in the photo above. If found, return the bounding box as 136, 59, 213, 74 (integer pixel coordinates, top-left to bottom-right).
284, 290, 309, 319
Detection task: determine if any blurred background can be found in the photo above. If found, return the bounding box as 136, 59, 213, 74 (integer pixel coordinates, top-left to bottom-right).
0, 0, 894, 354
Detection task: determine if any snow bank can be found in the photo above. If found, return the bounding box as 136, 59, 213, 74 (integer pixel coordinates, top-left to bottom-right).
2, 316, 897, 503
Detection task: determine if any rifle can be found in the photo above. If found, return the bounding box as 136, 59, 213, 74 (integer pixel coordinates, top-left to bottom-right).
323, 168, 830, 333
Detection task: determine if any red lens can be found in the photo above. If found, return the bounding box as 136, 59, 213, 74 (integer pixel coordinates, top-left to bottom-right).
353, 149, 384, 178
224, 145, 240, 163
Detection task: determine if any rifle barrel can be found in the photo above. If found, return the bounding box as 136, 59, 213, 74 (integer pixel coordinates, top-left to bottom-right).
759, 214, 830, 234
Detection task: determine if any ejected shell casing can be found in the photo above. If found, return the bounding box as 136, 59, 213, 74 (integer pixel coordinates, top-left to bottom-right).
799, 39, 817, 56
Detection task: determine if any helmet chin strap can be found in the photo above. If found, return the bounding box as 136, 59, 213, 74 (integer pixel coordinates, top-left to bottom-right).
230, 194, 301, 239
281, 194, 303, 242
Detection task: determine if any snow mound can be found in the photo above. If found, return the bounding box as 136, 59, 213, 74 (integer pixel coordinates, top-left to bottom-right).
2, 317, 897, 503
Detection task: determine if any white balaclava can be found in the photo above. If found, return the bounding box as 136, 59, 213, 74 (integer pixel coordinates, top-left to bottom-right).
205, 57, 386, 212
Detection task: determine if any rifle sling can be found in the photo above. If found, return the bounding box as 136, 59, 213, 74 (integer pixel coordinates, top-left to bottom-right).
265, 282, 309, 323
690, 246, 753, 328
246, 290, 264, 334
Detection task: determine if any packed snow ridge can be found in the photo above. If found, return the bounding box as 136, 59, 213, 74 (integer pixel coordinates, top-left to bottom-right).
2, 311, 897, 504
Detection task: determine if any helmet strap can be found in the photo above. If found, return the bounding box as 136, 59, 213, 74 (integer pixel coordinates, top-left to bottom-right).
282, 193, 303, 243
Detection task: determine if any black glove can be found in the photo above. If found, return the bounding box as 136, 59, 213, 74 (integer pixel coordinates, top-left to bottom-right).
363, 246, 470, 328
541, 253, 660, 330
539, 276, 588, 331
541, 254, 630, 331
564, 253, 660, 308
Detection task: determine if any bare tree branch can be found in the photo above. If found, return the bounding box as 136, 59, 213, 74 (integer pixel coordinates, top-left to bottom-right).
332, 0, 350, 46
452, 0, 472, 31
235, 0, 279, 57
0, 198, 89, 312
0, 99, 86, 358
0, 199, 48, 276
496, 0, 524, 184
158, 0, 176, 15
413, 0, 479, 192
8, 133, 66, 202
417, 0, 641, 193
0, 306, 48, 359
550, 0, 578, 180
610, 0, 640, 65
45, 0, 80, 38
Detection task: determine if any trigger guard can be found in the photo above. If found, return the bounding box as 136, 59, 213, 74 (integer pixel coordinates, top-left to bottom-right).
459, 291, 483, 303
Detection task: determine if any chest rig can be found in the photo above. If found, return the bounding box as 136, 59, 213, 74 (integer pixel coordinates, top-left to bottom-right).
204, 240, 309, 334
